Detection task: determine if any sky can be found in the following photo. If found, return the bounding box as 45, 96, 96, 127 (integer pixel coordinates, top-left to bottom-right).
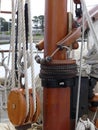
0, 0, 45, 21
0, 0, 98, 21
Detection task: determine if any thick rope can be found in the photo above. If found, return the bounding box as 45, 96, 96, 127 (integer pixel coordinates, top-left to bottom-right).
21, 0, 29, 115
27, 0, 37, 114
11, 0, 16, 89
17, 0, 23, 89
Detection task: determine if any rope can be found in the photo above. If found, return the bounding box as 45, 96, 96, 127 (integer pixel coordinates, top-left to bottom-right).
16, 0, 30, 115
21, 0, 29, 115
76, 117, 95, 130
17, 0, 22, 88
75, 3, 85, 128
10, 0, 16, 89
27, 0, 37, 114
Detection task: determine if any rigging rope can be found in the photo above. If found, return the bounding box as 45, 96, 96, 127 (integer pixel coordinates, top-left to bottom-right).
11, 0, 16, 89
17, 0, 22, 89
27, 0, 37, 114
20, 0, 29, 115
75, 2, 85, 129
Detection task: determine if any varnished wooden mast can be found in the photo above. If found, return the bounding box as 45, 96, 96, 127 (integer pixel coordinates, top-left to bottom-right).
43, 0, 71, 130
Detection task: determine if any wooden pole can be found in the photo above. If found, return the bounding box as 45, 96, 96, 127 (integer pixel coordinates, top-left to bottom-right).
0, 11, 11, 14
43, 0, 71, 130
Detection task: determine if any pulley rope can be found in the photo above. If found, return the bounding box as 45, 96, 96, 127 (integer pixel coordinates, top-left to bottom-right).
2, 0, 18, 108
75, 2, 85, 129
11, 0, 16, 89
27, 0, 37, 114
17, 0, 23, 89
20, 0, 29, 115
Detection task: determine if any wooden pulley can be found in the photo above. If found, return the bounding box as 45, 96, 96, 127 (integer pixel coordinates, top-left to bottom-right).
73, 0, 81, 4
7, 88, 41, 126
7, 88, 27, 126
89, 93, 98, 112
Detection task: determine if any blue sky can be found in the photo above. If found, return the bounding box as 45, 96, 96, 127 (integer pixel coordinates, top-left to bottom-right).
0, 0, 98, 21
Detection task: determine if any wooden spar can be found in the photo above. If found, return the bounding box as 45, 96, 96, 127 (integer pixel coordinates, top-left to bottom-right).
43, 0, 71, 130
36, 5, 98, 51
0, 11, 11, 14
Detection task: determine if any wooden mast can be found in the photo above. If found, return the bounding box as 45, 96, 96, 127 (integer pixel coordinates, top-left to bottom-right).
43, 0, 71, 130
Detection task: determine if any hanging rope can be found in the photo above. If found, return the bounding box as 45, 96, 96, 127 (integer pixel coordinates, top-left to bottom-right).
75, 2, 85, 128
16, 0, 30, 115
21, 0, 29, 115
17, 0, 22, 89
27, 0, 37, 114
11, 0, 16, 89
